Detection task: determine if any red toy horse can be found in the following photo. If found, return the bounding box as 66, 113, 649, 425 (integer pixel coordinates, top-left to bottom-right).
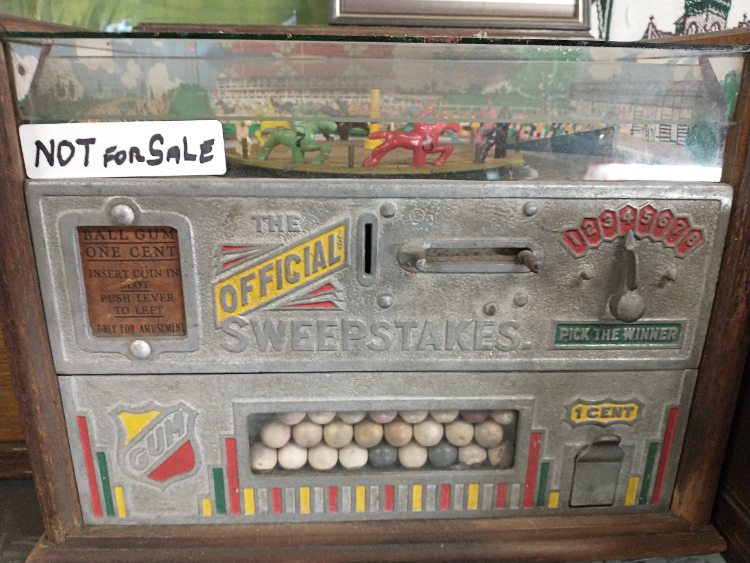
362, 106, 461, 168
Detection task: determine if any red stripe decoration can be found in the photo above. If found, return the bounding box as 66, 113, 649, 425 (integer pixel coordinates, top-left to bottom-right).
76, 416, 103, 517
496, 483, 508, 509
328, 486, 338, 513
524, 431, 542, 508
224, 438, 241, 515
384, 485, 394, 512
272, 487, 283, 514
439, 483, 451, 511
651, 407, 680, 505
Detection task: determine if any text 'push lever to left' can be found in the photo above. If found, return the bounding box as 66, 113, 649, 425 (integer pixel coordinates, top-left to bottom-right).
608, 230, 646, 323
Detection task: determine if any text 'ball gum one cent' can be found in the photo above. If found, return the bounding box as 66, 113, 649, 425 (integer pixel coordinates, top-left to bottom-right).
384, 419, 413, 447
445, 419, 474, 446
413, 419, 444, 446
354, 420, 384, 448
459, 443, 488, 465
278, 442, 307, 470
260, 421, 291, 449
323, 421, 353, 448
292, 421, 323, 448
250, 443, 277, 472
428, 441, 458, 468
308, 443, 338, 471
369, 442, 398, 468
339, 443, 368, 469
399, 441, 428, 468
474, 420, 504, 448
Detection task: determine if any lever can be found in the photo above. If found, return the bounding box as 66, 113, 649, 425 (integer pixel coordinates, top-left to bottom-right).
608, 230, 646, 323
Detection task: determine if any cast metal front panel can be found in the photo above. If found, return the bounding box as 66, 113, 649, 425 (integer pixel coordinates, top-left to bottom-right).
28, 179, 730, 374
59, 370, 693, 524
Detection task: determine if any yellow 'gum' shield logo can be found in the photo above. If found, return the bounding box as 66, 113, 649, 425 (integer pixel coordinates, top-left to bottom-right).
214, 222, 347, 324
568, 400, 641, 426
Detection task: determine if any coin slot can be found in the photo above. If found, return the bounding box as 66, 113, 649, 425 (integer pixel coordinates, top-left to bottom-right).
357, 214, 378, 286
398, 241, 541, 274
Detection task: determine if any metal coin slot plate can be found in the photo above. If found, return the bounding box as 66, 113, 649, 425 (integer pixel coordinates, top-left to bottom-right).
59, 369, 694, 524
27, 179, 730, 375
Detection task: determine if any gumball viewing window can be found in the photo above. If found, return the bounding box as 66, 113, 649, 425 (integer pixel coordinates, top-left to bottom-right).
1, 22, 750, 561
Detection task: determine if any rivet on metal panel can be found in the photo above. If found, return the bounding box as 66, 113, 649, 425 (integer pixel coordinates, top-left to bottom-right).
377, 294, 394, 309
128, 340, 152, 359
483, 303, 498, 316
514, 293, 529, 307
380, 202, 397, 218
415, 259, 427, 272
110, 203, 135, 225
523, 202, 538, 217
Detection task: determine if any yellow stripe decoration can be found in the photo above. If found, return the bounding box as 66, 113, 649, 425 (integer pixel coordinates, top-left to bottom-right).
201, 497, 213, 517
412, 484, 423, 512
467, 483, 479, 510
355, 486, 366, 513
244, 488, 255, 516
114, 486, 127, 518
300, 487, 311, 515
625, 477, 640, 506
548, 491, 560, 509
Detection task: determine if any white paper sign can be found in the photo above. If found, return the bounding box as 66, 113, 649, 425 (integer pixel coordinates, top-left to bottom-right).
19, 120, 226, 179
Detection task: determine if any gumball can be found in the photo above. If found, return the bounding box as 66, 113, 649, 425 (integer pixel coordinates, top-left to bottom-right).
460, 410, 489, 423
428, 442, 458, 468
308, 443, 338, 471
250, 443, 277, 472
490, 410, 517, 425
354, 420, 384, 448
488, 441, 515, 469
339, 443, 368, 469
339, 411, 366, 424
445, 419, 474, 446
323, 420, 353, 448
309, 411, 336, 424
369, 442, 398, 468
293, 421, 323, 448
277, 412, 306, 425
369, 410, 398, 423
278, 442, 307, 470
399, 410, 428, 424
459, 443, 488, 466
474, 420, 504, 448
399, 441, 428, 468
430, 410, 459, 423
384, 419, 413, 447
260, 421, 291, 449
413, 418, 444, 447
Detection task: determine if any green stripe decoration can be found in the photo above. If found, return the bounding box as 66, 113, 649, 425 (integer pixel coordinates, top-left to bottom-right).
95, 451, 115, 517
639, 442, 660, 505
213, 467, 227, 515
536, 461, 550, 507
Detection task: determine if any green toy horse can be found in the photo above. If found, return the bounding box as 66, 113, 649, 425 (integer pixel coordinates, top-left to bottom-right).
256, 120, 338, 165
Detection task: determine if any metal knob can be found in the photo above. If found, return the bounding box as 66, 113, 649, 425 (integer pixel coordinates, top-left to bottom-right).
608, 230, 646, 323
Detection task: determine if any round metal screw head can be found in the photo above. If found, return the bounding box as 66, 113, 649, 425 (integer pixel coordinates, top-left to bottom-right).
483, 303, 498, 316
415, 259, 427, 271
523, 202, 538, 217
129, 340, 152, 359
380, 202, 397, 218
513, 293, 529, 307
377, 294, 394, 309
110, 204, 135, 225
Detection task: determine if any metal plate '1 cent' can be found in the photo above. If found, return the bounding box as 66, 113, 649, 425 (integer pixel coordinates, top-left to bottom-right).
77, 226, 186, 337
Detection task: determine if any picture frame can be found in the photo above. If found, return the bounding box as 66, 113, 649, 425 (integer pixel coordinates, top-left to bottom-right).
329, 0, 589, 31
